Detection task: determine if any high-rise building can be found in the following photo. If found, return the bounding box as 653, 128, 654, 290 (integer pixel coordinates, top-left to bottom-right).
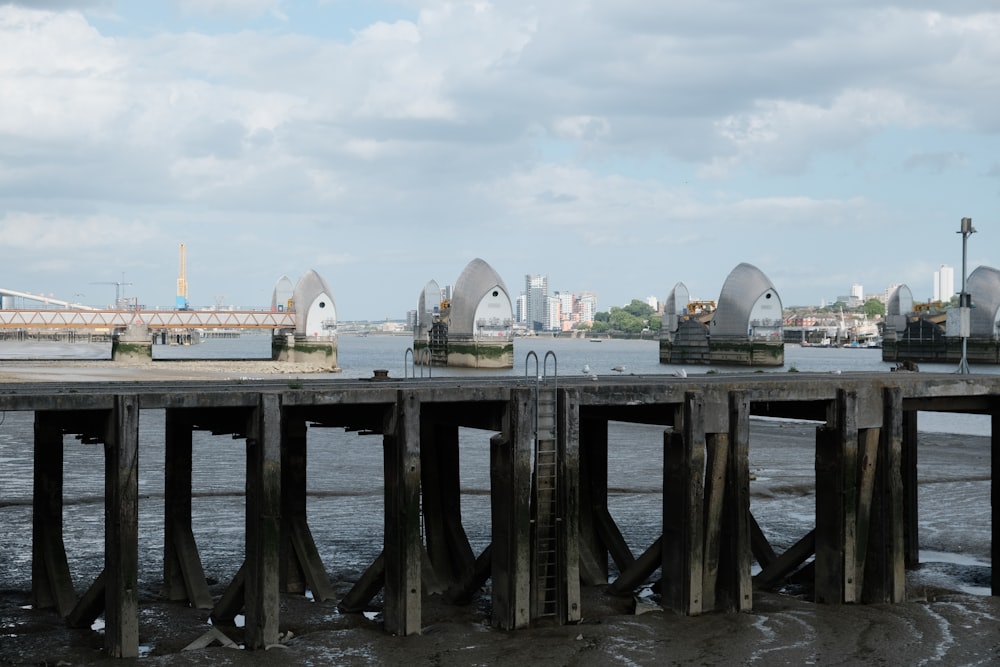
850, 284, 864, 305
525, 274, 548, 332
933, 264, 955, 302
576, 292, 597, 324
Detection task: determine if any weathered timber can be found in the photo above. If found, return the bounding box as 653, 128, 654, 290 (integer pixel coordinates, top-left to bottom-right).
607, 536, 663, 596
901, 410, 919, 568
577, 416, 610, 585
420, 421, 475, 588
853, 426, 880, 598
754, 530, 817, 590
720, 391, 752, 612
701, 432, 728, 610
383, 391, 421, 636
245, 394, 282, 649
163, 410, 212, 609
815, 390, 858, 604
994, 408, 1000, 596
444, 543, 493, 605
490, 388, 533, 630
338, 552, 385, 613
32, 414, 76, 617
557, 389, 582, 623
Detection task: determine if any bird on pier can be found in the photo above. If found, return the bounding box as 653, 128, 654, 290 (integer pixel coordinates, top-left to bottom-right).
673, 368, 687, 378
611, 365, 626, 374
582, 364, 591, 374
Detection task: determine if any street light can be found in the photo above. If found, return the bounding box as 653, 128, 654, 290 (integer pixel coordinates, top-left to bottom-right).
957, 217, 975, 374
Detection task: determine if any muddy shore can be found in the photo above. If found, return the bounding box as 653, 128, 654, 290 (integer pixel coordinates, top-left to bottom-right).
1, 364, 998, 665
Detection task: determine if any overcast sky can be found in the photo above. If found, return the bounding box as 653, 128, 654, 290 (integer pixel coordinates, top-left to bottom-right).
2, 1, 998, 319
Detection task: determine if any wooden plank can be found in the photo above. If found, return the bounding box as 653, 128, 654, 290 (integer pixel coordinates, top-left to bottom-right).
853, 427, 880, 598
490, 388, 533, 630
815, 390, 858, 604
901, 410, 919, 567
170, 521, 213, 609
993, 408, 1000, 596
104, 395, 140, 658
31, 414, 76, 617
557, 388, 582, 623
280, 413, 309, 595
749, 511, 777, 569
862, 387, 905, 603
444, 544, 493, 605
701, 432, 728, 611
67, 568, 106, 629
662, 392, 706, 615
245, 394, 282, 649
163, 410, 194, 602
595, 507, 635, 572
383, 391, 422, 636
722, 391, 752, 612
420, 422, 475, 587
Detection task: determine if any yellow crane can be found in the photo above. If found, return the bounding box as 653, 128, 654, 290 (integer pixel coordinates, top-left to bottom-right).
176, 243, 189, 310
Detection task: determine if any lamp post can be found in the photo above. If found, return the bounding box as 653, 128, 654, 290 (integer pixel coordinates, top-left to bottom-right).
957, 217, 975, 374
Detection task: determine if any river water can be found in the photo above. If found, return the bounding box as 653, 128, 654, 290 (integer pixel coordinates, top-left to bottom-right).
0, 336, 997, 663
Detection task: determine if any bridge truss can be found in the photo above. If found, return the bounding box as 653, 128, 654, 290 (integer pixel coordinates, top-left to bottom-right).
0, 309, 296, 330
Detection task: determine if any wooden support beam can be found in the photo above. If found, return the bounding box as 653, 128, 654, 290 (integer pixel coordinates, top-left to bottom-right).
339, 552, 385, 613
815, 390, 858, 604
443, 544, 493, 605
280, 414, 335, 603
754, 530, 816, 590
993, 407, 1000, 596
104, 395, 140, 658
490, 388, 533, 630
557, 389, 582, 623
720, 391, 752, 612
607, 536, 663, 596
701, 432, 728, 611
862, 387, 905, 603
383, 391, 422, 636
853, 427, 880, 598
245, 394, 282, 649
67, 568, 106, 629
212, 561, 246, 623
163, 410, 212, 609
662, 391, 706, 615
420, 421, 475, 588
901, 410, 919, 568
31, 413, 76, 617
578, 416, 609, 585
749, 511, 777, 569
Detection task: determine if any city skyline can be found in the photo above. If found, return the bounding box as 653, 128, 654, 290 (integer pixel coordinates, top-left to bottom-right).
1, 2, 997, 321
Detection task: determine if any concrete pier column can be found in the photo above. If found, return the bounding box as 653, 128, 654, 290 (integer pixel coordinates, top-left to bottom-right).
244, 394, 282, 650
490, 387, 533, 630
383, 390, 422, 636
104, 395, 140, 658
111, 323, 152, 363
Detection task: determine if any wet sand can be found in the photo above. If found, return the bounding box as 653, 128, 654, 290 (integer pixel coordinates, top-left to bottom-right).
1, 366, 998, 665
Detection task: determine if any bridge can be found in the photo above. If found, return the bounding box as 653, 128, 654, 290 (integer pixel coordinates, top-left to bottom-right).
0, 307, 295, 330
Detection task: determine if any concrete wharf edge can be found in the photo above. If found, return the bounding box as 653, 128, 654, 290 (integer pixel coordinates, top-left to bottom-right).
2, 371, 998, 658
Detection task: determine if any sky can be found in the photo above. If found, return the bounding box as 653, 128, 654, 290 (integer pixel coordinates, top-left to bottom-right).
1, 1, 998, 320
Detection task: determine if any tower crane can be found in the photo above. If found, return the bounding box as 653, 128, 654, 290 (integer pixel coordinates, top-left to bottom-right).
176, 243, 190, 310
91, 274, 132, 309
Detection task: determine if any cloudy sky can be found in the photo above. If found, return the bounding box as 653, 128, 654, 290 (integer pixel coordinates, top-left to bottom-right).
1, 1, 998, 319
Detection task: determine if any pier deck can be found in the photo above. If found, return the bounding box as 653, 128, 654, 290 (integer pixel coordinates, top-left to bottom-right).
1, 371, 997, 657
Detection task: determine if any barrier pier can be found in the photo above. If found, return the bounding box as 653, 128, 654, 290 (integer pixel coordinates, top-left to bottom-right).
2, 372, 997, 658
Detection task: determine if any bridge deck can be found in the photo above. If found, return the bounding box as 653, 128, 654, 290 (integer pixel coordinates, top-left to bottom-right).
0, 309, 295, 330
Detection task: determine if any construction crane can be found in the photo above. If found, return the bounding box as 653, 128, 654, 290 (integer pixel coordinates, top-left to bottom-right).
176, 243, 190, 310
91, 274, 133, 309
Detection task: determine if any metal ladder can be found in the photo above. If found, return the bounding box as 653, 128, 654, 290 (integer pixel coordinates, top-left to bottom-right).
525, 350, 559, 618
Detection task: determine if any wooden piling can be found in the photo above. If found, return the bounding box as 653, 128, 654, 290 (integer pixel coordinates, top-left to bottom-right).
104, 395, 140, 658
901, 409, 919, 568
163, 410, 212, 609
662, 391, 706, 615
491, 388, 533, 630
719, 391, 752, 612
244, 394, 282, 649
420, 421, 475, 588
577, 415, 610, 584
556, 389, 581, 623
993, 406, 1000, 596
31, 413, 76, 617
383, 391, 422, 636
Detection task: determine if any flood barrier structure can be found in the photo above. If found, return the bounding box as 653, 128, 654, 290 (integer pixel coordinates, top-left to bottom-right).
2, 370, 998, 658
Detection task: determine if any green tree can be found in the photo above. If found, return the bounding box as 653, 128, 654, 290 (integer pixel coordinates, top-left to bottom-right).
863, 298, 885, 318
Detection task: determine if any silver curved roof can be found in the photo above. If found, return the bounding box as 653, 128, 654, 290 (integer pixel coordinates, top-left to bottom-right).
271, 275, 294, 311
660, 282, 689, 334
710, 263, 781, 337
968, 266, 1000, 336
292, 269, 336, 335
885, 284, 912, 317
417, 279, 441, 330
448, 258, 511, 336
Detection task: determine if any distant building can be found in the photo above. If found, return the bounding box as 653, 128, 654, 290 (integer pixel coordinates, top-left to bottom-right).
934, 264, 955, 302
525, 274, 548, 332
576, 292, 597, 324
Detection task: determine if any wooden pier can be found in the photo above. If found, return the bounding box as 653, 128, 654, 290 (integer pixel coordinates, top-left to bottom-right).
2, 371, 998, 658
